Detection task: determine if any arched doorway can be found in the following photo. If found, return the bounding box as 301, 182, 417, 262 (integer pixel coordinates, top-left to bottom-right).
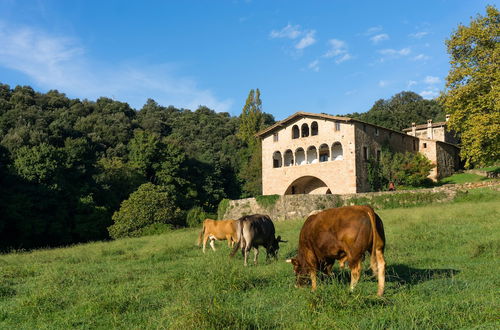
284, 176, 331, 195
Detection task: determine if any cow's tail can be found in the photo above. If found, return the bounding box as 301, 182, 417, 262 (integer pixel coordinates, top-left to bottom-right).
230, 220, 242, 257
197, 222, 205, 246
367, 206, 385, 296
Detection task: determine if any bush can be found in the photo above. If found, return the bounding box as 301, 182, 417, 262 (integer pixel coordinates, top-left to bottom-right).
217, 198, 230, 220
368, 147, 435, 191
255, 194, 280, 209
108, 183, 184, 239
186, 206, 211, 228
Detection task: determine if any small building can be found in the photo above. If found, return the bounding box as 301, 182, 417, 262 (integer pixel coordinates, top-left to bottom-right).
256, 112, 460, 195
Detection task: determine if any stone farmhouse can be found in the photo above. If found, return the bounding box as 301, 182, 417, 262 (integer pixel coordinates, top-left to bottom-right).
256, 112, 460, 195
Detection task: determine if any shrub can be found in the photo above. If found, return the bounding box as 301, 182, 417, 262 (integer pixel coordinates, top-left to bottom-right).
217, 198, 230, 220
186, 206, 210, 228
368, 146, 435, 191
255, 194, 280, 209
108, 183, 184, 239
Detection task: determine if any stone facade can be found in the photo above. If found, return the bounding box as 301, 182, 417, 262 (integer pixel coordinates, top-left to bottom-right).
403, 119, 459, 145
257, 112, 461, 195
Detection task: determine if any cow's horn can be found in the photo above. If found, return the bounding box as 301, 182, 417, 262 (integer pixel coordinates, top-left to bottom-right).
285, 259, 292, 263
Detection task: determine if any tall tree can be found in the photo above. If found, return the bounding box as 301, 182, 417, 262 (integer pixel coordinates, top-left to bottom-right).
441, 5, 500, 167
238, 89, 265, 197
238, 89, 264, 148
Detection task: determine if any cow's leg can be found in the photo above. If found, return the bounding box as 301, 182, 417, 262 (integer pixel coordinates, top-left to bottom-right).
209, 237, 216, 251
310, 270, 318, 291
376, 249, 386, 296
243, 247, 249, 266
253, 247, 259, 265
325, 263, 333, 276
202, 235, 209, 253
370, 251, 378, 276
349, 259, 362, 292
226, 235, 232, 248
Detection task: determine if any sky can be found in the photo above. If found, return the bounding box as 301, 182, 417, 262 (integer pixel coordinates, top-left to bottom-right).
0, 0, 497, 120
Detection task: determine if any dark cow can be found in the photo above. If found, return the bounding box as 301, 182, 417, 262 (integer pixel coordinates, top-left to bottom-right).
287, 205, 386, 296
230, 214, 286, 266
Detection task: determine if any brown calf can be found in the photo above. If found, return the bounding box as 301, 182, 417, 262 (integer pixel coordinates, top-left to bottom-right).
197, 219, 238, 253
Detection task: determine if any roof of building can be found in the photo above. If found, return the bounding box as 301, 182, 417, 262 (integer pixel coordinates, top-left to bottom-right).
402, 121, 448, 132
255, 111, 413, 138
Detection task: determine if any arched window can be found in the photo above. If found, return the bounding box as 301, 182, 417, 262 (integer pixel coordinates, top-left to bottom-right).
332, 142, 343, 160
295, 148, 305, 165
301, 123, 309, 137
311, 121, 318, 136
306, 146, 318, 164
292, 125, 300, 139
272, 151, 282, 168
319, 144, 330, 162
284, 149, 294, 166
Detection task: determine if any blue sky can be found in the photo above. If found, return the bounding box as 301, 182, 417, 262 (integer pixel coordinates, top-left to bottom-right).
0, 0, 497, 120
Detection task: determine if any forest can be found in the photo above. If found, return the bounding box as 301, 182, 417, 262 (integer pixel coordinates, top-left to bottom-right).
0, 85, 447, 250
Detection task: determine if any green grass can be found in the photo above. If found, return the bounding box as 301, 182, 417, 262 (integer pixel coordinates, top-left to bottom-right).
1, 188, 499, 329
438, 172, 490, 185
475, 165, 500, 173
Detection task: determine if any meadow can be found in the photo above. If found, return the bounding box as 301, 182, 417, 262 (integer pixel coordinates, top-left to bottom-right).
1, 188, 499, 329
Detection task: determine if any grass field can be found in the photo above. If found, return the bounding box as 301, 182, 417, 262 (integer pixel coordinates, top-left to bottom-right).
1, 188, 499, 329
437, 172, 489, 185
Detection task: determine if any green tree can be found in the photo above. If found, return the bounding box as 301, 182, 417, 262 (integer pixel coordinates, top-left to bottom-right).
238, 89, 264, 147
441, 5, 500, 167
108, 183, 184, 239
347, 91, 445, 131
238, 89, 266, 197
367, 147, 434, 191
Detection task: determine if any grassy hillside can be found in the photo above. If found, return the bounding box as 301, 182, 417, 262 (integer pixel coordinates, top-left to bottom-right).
1, 188, 499, 329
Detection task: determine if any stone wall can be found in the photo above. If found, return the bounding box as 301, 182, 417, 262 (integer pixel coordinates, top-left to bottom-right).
221, 181, 499, 221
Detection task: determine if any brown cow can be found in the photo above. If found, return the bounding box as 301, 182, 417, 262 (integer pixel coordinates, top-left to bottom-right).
197, 219, 238, 253
287, 205, 386, 296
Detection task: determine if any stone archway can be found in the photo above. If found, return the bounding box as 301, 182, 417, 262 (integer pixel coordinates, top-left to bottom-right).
284, 176, 331, 195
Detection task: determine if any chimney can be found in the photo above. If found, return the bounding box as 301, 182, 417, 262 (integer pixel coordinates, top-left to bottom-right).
411, 122, 416, 136
427, 119, 433, 139
445, 114, 450, 122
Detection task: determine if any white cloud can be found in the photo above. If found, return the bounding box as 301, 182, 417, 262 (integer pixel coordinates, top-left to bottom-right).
295, 30, 316, 49
409, 31, 429, 39
407, 80, 418, 88
270, 23, 302, 39
336, 53, 352, 64
308, 59, 319, 72
270, 23, 316, 50
0, 22, 232, 111
419, 90, 439, 99
378, 80, 388, 87
364, 26, 383, 35
412, 54, 430, 61
322, 39, 352, 64
379, 48, 411, 56
424, 76, 441, 84
370, 33, 389, 44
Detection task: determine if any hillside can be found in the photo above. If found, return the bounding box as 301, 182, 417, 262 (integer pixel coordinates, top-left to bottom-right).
1, 187, 498, 328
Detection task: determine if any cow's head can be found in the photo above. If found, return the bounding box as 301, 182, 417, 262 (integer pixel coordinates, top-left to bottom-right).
267, 236, 286, 259
286, 257, 310, 287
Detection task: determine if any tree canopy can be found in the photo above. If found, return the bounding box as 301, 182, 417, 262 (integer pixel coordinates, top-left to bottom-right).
345, 91, 445, 131
441, 5, 500, 167
0, 83, 278, 250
